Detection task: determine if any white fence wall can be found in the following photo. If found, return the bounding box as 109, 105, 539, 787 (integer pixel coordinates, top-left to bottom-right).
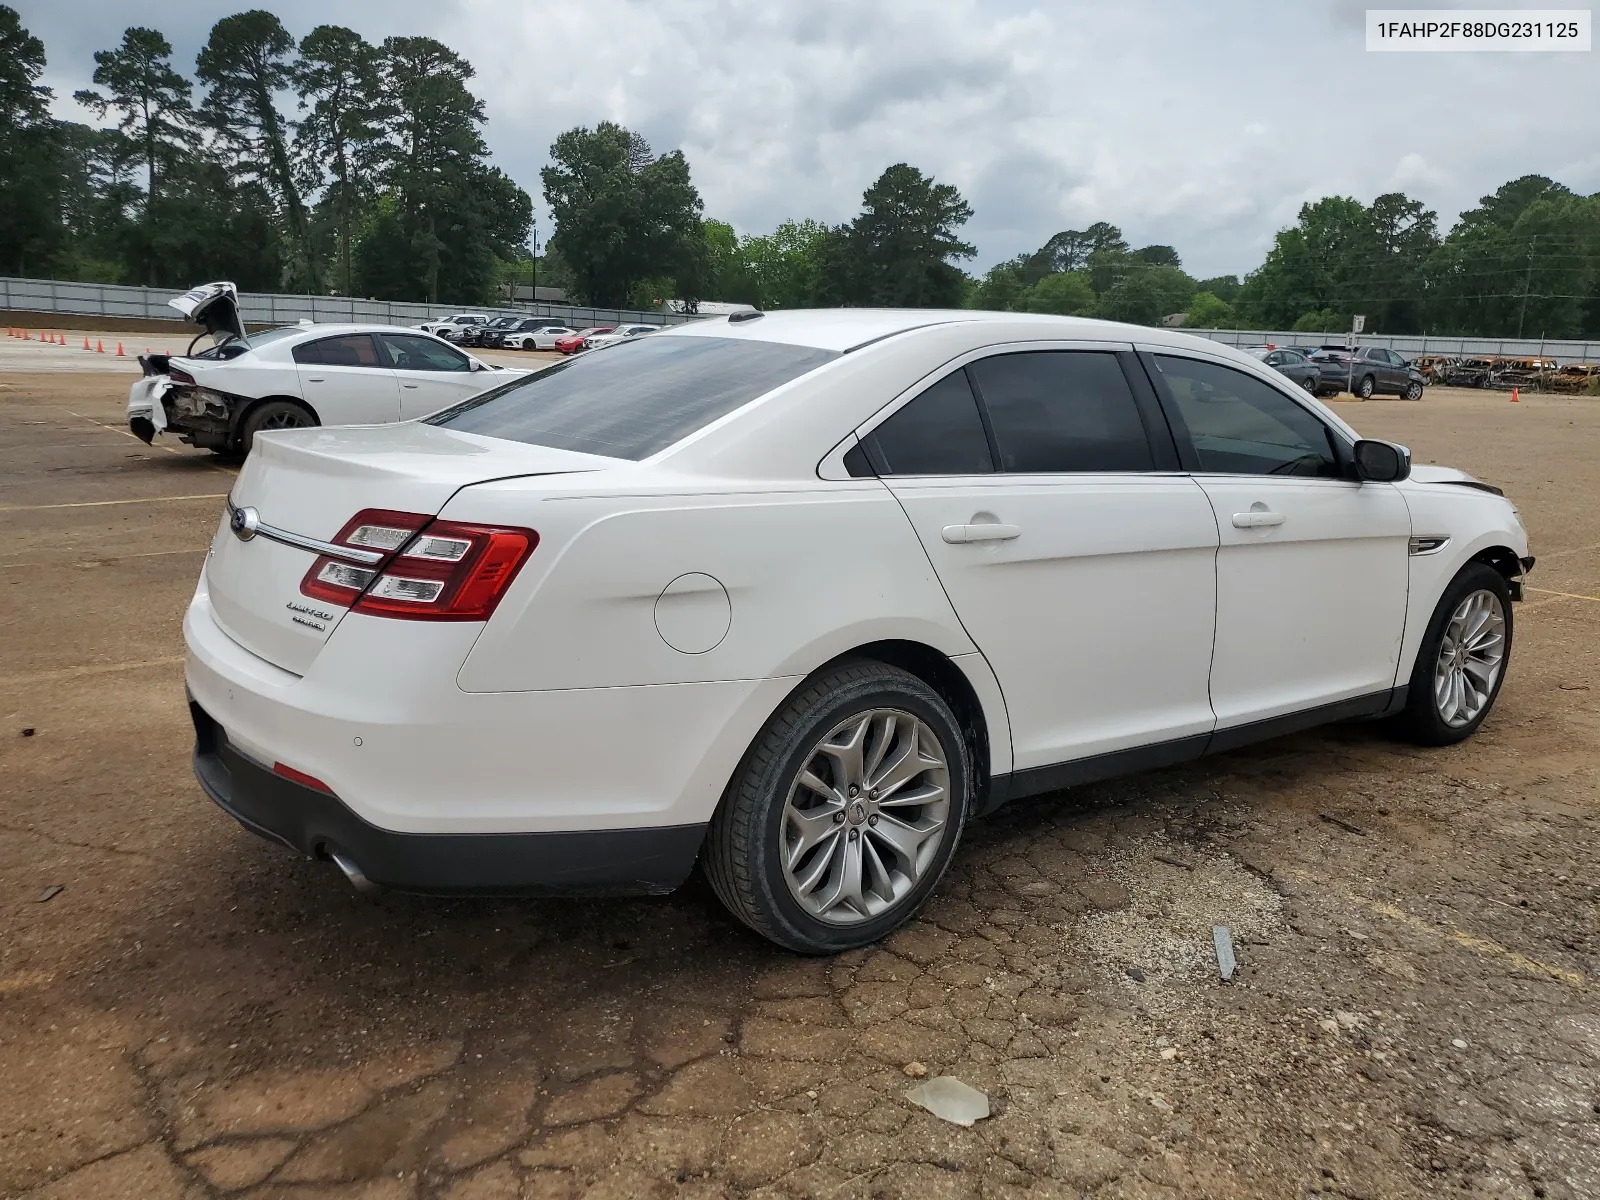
1183, 326, 1600, 364
6, 277, 1599, 361
0, 277, 694, 331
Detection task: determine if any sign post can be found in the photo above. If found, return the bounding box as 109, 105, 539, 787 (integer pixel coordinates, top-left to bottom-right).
1347, 315, 1365, 394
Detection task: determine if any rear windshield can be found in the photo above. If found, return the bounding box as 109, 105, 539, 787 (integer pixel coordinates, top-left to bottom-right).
426, 335, 839, 459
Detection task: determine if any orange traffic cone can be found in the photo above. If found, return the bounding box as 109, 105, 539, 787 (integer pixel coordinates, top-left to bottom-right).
22, 330, 29, 340
1511, 386, 1520, 403
96, 339, 104, 353
55, 332, 63, 344
82, 335, 91, 350
116, 342, 125, 357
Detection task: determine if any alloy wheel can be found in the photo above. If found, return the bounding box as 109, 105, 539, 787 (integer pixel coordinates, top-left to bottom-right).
1433, 588, 1507, 726
779, 708, 950, 925
258, 409, 311, 431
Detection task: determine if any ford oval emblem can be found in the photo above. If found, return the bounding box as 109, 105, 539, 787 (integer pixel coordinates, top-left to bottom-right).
230, 505, 260, 541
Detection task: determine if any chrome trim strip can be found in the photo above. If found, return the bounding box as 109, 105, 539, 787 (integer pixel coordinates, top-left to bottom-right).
1409, 535, 1451, 556
226, 497, 385, 566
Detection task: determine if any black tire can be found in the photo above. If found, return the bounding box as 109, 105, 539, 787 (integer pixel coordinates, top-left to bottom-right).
239, 399, 316, 456
1300, 374, 1317, 393
1394, 562, 1513, 746
704, 660, 972, 954
1404, 381, 1423, 401
1357, 374, 1376, 399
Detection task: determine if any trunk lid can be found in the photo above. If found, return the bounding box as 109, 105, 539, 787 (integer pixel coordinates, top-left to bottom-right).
169, 281, 247, 342
204, 421, 617, 674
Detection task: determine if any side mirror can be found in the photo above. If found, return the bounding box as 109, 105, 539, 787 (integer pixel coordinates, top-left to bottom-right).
469, 359, 486, 372
1353, 438, 1410, 482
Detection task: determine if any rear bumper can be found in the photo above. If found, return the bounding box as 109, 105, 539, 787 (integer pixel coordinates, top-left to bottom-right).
191, 700, 705, 895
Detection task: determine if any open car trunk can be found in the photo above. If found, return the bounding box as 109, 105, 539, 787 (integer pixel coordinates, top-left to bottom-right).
127, 282, 250, 446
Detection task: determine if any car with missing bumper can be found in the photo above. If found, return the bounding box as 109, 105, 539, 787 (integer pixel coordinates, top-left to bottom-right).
187, 308, 1532, 952
127, 283, 523, 455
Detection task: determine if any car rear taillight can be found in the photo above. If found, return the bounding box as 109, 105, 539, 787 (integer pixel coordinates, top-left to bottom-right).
298, 509, 537, 621
168, 366, 196, 385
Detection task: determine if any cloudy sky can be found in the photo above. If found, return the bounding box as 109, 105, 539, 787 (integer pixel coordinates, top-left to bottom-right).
22, 0, 1600, 278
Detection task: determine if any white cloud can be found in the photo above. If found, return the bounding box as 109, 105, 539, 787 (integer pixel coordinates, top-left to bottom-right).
25, 0, 1600, 278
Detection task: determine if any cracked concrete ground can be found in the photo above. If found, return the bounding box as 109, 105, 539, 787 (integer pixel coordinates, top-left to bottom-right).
2, 375, 1597, 1199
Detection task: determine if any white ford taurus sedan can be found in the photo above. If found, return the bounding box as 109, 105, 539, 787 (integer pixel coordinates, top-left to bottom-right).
128, 283, 520, 455
185, 309, 1532, 952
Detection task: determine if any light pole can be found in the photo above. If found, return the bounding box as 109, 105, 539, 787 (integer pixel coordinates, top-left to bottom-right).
1517, 235, 1538, 340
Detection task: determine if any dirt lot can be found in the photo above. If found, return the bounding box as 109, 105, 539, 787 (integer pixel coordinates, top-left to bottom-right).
2, 374, 1597, 1200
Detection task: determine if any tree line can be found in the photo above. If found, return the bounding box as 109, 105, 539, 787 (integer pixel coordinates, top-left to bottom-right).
3, 5, 1598, 337
0, 7, 530, 304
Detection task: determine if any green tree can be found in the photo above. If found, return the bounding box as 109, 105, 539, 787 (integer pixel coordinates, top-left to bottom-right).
1021, 223, 1126, 281
970, 257, 1029, 309
0, 5, 69, 275
1096, 264, 1195, 326
354, 36, 530, 304
840, 163, 975, 307
295, 25, 386, 294
1197, 274, 1241, 303
739, 218, 833, 309
1426, 177, 1596, 338
1130, 244, 1181, 268
196, 10, 316, 290
73, 27, 198, 218
541, 121, 704, 307
1015, 269, 1095, 315
1184, 290, 1237, 329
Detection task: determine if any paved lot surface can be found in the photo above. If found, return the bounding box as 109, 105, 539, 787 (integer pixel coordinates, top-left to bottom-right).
2, 374, 1598, 1200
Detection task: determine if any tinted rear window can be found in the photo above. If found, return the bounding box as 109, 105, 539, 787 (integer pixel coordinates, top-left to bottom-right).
425, 335, 838, 459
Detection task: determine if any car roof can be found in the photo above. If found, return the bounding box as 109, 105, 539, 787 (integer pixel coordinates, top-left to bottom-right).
265, 323, 464, 341
655, 308, 1267, 356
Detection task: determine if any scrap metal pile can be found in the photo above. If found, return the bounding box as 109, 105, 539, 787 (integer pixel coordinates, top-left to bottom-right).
1413, 354, 1598, 393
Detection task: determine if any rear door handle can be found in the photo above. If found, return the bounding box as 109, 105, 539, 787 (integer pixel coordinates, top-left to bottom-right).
942, 523, 1022, 544
306, 377, 324, 383
402, 383, 420, 389
1232, 511, 1286, 528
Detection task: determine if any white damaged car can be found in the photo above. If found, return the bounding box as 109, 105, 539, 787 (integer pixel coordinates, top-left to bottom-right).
128, 283, 523, 455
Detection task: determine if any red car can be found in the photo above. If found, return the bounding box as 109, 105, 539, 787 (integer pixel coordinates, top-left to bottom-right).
554, 326, 613, 355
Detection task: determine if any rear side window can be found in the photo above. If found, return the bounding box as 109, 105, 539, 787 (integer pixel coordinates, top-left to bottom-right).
380, 334, 470, 372
968, 351, 1155, 473
1152, 354, 1340, 477
427, 335, 838, 460
865, 370, 993, 475
293, 334, 380, 367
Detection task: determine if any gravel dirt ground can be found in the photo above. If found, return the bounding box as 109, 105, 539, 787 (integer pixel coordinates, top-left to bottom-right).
2, 375, 1597, 1200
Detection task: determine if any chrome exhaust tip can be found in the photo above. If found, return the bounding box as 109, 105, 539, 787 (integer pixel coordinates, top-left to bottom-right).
329, 853, 379, 894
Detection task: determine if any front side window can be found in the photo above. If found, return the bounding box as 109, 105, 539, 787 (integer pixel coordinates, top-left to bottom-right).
865, 370, 993, 475
968, 351, 1155, 473
428, 335, 838, 460
293, 334, 380, 367
380, 334, 471, 372
1152, 355, 1341, 477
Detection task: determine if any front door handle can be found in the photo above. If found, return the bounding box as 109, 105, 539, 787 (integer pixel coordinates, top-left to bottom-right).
402, 383, 420, 389
1232, 511, 1286, 528
942, 523, 1022, 544
306, 377, 325, 383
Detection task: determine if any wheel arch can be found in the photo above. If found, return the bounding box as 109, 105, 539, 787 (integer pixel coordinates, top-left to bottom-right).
1396, 533, 1527, 686
1471, 543, 1525, 593
717, 638, 1011, 824
232, 393, 320, 436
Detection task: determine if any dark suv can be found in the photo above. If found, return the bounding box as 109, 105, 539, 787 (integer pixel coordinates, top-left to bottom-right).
1309, 346, 1426, 400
